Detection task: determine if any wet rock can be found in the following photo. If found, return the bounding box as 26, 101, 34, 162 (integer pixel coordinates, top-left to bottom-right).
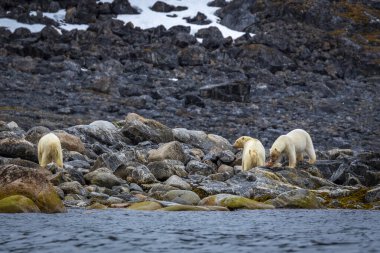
199, 194, 274, 210
159, 205, 211, 211
148, 141, 187, 163
121, 113, 174, 144
186, 160, 216, 176
0, 164, 66, 213
162, 190, 201, 205
147, 160, 187, 181
0, 195, 41, 213
165, 175, 191, 190
266, 189, 322, 209
127, 201, 162, 210
0, 138, 37, 163
84, 167, 125, 188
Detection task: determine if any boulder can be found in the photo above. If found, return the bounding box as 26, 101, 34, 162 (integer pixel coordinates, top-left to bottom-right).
148, 141, 187, 163
147, 160, 187, 181
121, 113, 174, 144
266, 189, 322, 209
0, 164, 66, 213
53, 130, 86, 154
127, 201, 162, 210
365, 187, 380, 203
173, 128, 233, 153
0, 195, 41, 213
84, 167, 124, 188
165, 175, 191, 190
0, 138, 37, 162
119, 165, 157, 184
162, 190, 201, 205
199, 194, 274, 210
186, 160, 216, 176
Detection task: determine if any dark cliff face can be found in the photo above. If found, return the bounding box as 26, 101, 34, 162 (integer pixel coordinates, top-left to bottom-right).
0, 0, 379, 151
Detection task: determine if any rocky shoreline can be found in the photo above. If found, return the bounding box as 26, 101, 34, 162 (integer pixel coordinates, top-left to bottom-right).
0, 0, 379, 152
0, 113, 379, 213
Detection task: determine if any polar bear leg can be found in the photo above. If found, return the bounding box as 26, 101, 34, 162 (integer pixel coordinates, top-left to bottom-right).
306, 146, 316, 164
54, 147, 63, 168
40, 151, 51, 168
296, 152, 304, 162
287, 147, 297, 168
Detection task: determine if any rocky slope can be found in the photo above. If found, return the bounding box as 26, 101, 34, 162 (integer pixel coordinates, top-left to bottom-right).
0, 0, 379, 152
0, 114, 379, 212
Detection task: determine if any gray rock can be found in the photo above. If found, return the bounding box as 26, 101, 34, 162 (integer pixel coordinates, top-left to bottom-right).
120, 165, 157, 184
0, 138, 37, 162
121, 113, 174, 144
84, 167, 124, 188
186, 160, 216, 176
266, 189, 322, 209
59, 181, 87, 196
162, 190, 201, 205
165, 175, 192, 190
148, 141, 187, 163
147, 159, 187, 181
365, 187, 380, 203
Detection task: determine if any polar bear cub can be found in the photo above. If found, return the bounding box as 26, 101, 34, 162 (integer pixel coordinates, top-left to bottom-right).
233, 136, 265, 171
38, 133, 63, 168
267, 129, 316, 168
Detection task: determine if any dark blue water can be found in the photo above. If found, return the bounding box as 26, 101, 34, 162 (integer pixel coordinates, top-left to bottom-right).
0, 209, 379, 253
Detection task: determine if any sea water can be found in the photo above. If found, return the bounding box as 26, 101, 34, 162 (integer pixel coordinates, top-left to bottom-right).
0, 209, 379, 253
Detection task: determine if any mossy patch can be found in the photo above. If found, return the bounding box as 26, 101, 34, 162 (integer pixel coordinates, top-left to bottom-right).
86, 202, 108, 210
319, 187, 373, 209
0, 195, 40, 213
36, 188, 67, 213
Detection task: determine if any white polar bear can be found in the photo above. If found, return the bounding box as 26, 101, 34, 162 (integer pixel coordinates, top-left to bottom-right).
267, 129, 316, 168
37, 133, 63, 168
233, 136, 266, 171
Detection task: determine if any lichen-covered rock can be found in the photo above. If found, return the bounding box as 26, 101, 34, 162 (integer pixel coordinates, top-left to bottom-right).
0, 195, 41, 213
121, 113, 174, 144
0, 138, 37, 162
199, 194, 274, 210
147, 141, 187, 163
86, 202, 108, 210
127, 201, 163, 210
162, 190, 201, 205
84, 167, 125, 188
165, 175, 191, 190
147, 160, 187, 181
0, 164, 66, 213
266, 189, 322, 208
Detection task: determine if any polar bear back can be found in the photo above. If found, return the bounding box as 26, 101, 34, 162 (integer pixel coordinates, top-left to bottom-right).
286, 129, 312, 152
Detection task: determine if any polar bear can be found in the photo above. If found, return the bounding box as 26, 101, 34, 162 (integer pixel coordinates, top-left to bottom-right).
266, 129, 316, 168
37, 133, 63, 168
233, 136, 265, 171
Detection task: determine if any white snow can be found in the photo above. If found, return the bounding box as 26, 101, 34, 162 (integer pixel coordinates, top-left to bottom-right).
0, 1, 251, 39
0, 18, 45, 33
117, 0, 249, 39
